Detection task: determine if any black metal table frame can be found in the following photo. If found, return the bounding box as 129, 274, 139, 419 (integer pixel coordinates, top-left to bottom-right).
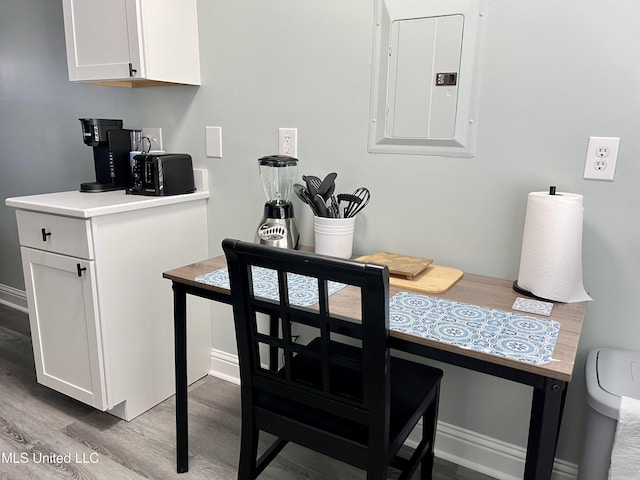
171, 281, 567, 480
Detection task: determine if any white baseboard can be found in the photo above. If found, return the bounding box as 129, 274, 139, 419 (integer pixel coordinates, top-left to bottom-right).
0, 283, 28, 312
210, 348, 240, 385
210, 348, 579, 480
423, 422, 578, 480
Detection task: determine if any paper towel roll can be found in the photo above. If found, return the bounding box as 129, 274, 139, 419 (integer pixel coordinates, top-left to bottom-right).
516, 190, 592, 303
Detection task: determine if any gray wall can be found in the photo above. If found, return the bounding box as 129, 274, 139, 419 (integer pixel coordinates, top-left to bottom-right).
2, 0, 640, 468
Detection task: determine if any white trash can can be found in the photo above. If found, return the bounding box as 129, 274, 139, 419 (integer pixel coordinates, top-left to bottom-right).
579, 348, 640, 480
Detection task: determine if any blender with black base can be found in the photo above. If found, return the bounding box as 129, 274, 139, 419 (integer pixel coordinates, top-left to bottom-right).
255, 155, 300, 249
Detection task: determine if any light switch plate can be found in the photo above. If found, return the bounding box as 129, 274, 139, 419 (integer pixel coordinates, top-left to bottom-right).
206, 126, 222, 158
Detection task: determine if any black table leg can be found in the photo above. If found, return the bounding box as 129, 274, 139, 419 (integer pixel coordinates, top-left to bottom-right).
524, 378, 567, 480
173, 283, 189, 473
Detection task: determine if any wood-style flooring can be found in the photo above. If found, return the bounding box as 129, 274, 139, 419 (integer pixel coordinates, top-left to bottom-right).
0, 303, 497, 480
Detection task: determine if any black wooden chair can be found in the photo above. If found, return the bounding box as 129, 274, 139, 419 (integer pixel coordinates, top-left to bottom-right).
222, 239, 443, 480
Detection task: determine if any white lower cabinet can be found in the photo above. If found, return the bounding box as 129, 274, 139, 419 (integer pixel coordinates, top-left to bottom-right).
12, 196, 211, 421
21, 248, 107, 410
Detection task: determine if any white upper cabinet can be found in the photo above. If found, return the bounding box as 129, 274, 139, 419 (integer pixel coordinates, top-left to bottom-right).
62, 0, 201, 87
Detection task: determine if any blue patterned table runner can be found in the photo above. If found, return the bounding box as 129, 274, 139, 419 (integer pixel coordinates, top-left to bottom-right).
196, 268, 560, 365
195, 267, 347, 307
390, 291, 560, 366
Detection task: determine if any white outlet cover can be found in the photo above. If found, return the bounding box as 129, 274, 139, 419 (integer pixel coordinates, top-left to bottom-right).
278, 128, 297, 157
141, 127, 163, 152
583, 136, 620, 181
206, 126, 222, 158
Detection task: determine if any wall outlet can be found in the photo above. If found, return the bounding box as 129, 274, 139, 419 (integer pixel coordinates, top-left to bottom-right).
583, 136, 620, 181
141, 127, 163, 152
278, 128, 297, 157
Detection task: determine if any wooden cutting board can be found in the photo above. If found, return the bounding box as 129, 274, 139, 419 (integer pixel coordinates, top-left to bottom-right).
356, 252, 433, 279
388, 264, 464, 294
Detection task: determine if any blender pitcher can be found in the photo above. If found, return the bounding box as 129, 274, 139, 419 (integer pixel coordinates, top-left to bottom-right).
255, 155, 300, 249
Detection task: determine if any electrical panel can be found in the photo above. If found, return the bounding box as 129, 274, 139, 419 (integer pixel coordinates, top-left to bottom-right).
368, 0, 489, 157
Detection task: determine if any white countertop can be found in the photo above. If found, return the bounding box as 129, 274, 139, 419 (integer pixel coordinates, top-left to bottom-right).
5, 169, 209, 218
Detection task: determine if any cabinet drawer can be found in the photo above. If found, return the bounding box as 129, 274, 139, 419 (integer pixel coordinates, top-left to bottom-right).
16, 210, 93, 259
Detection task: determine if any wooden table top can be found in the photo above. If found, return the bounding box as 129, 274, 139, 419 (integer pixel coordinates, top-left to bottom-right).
164, 255, 588, 382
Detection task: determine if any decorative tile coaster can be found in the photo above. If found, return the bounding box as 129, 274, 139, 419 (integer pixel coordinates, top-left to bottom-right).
512, 297, 554, 316
195, 267, 347, 307
389, 292, 561, 365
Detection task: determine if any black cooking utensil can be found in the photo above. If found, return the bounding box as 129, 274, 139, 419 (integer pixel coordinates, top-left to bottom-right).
294, 183, 310, 204
318, 172, 337, 201
329, 195, 340, 218
344, 187, 370, 218
303, 173, 337, 201
337, 193, 361, 218
313, 194, 330, 217
294, 183, 318, 215
302, 175, 322, 198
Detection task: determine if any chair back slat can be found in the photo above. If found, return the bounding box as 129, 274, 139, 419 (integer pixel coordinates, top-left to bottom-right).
223, 239, 390, 429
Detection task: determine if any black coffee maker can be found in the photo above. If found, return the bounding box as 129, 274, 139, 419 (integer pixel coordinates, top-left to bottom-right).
79, 118, 135, 192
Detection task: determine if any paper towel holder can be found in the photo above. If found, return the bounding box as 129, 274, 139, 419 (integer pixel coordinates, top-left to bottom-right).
512, 280, 555, 302
512, 185, 591, 303
512, 185, 558, 302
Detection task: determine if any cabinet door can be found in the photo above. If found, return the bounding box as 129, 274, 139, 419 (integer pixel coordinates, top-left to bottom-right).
21, 248, 107, 410
62, 0, 140, 82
